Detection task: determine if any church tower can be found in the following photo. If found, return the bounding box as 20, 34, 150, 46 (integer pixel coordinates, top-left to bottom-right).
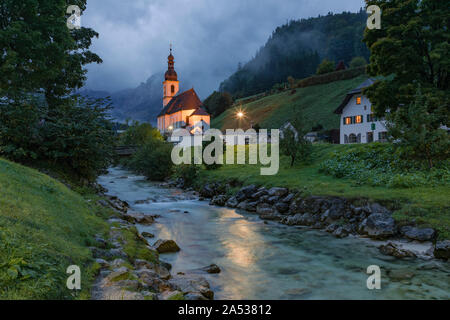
163, 46, 180, 107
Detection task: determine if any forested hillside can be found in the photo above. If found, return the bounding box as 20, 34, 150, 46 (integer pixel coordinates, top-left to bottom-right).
219, 10, 369, 98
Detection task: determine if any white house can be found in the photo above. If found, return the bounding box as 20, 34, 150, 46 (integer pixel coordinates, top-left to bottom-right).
334, 79, 388, 144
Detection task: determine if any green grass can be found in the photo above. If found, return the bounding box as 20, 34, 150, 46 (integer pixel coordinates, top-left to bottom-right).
197, 144, 450, 239
0, 158, 110, 299
212, 75, 367, 130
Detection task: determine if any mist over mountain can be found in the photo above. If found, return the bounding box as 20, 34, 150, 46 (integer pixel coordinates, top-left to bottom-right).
219, 10, 370, 98
80, 73, 192, 124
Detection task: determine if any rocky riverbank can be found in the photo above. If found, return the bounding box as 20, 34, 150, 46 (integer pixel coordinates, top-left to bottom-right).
90, 189, 215, 300
189, 182, 449, 261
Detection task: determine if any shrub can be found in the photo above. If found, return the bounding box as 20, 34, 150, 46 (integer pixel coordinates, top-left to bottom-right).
127, 139, 173, 181
119, 122, 162, 146
319, 143, 449, 188
349, 56, 367, 69
173, 164, 201, 187
316, 59, 335, 75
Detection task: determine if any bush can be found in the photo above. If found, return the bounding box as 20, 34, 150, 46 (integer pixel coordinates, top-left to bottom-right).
119, 122, 162, 146
127, 139, 173, 181
316, 59, 335, 75
319, 143, 449, 188
173, 164, 201, 187
349, 56, 367, 69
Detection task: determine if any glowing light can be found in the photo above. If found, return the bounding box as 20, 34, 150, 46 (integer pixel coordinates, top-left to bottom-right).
168, 125, 173, 131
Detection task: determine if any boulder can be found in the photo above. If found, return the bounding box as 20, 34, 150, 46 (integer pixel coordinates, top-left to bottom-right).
201, 264, 221, 274
134, 260, 171, 280
169, 274, 214, 300
225, 197, 239, 208
199, 184, 216, 198
236, 185, 257, 201
326, 199, 347, 220
361, 212, 397, 239
95, 258, 110, 269
141, 232, 155, 238
274, 202, 290, 214
379, 242, 417, 258
333, 227, 349, 238
284, 214, 303, 226
400, 226, 436, 242
268, 187, 289, 197
369, 202, 391, 214
154, 240, 181, 253
434, 241, 450, 260
266, 196, 280, 205
282, 193, 295, 203
256, 203, 275, 215
209, 195, 228, 206
250, 189, 268, 200
123, 212, 155, 225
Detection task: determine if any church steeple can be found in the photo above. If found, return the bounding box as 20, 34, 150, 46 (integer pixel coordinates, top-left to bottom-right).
163, 45, 180, 107
165, 45, 178, 81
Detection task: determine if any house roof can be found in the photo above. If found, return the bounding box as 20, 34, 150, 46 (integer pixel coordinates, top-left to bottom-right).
158, 88, 209, 117
334, 78, 375, 114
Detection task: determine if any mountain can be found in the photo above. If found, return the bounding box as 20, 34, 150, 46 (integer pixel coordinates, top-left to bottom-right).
80, 73, 192, 125
219, 10, 370, 98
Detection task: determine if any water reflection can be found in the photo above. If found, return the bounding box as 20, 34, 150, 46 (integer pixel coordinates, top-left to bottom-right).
98, 168, 450, 300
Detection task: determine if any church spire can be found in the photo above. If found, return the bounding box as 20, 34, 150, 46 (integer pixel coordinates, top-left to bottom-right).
165, 45, 177, 81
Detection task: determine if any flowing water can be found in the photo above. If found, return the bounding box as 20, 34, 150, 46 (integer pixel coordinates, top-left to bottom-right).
98, 168, 450, 300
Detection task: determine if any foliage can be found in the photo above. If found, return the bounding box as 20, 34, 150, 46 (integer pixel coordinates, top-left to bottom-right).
0, 0, 102, 103
219, 11, 370, 98
363, 0, 449, 124
319, 143, 450, 188
126, 139, 173, 181
0, 95, 114, 181
386, 87, 450, 169
280, 109, 312, 167
316, 59, 336, 75
173, 164, 201, 188
349, 56, 367, 69
203, 91, 234, 118
0, 158, 109, 299
119, 121, 162, 146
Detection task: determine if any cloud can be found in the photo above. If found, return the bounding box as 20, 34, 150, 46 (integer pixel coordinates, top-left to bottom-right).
83, 0, 365, 98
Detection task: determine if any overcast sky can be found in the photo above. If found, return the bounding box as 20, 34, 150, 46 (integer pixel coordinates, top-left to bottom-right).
83, 0, 365, 98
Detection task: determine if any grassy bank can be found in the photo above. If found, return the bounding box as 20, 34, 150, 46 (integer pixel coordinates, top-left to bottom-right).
212, 75, 367, 130
196, 144, 450, 240
0, 158, 110, 299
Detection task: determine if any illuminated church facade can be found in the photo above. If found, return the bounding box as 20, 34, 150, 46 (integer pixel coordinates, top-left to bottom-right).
157, 48, 210, 134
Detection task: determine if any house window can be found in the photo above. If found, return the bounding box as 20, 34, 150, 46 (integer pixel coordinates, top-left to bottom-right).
355, 115, 363, 124
349, 134, 357, 143
356, 97, 362, 105
344, 117, 352, 125
378, 131, 388, 142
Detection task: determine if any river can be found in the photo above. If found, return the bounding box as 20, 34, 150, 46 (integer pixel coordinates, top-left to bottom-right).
98, 167, 449, 300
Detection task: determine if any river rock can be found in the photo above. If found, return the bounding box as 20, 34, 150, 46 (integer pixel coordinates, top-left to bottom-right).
284, 213, 303, 226
282, 193, 295, 203
201, 264, 221, 274
169, 274, 214, 300
123, 212, 155, 225
434, 241, 450, 260
400, 226, 436, 242
266, 196, 280, 205
95, 258, 110, 269
361, 212, 396, 239
333, 227, 349, 238
369, 202, 391, 214
154, 239, 181, 253
199, 184, 216, 198
379, 242, 417, 258
388, 269, 415, 281
326, 199, 346, 220
256, 203, 274, 215
210, 195, 228, 206
235, 185, 257, 202
225, 196, 239, 208
134, 260, 171, 280
250, 189, 268, 200
141, 232, 155, 238
268, 187, 288, 197
274, 201, 290, 214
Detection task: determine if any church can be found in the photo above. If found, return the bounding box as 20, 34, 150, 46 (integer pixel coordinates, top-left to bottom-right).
157, 48, 210, 134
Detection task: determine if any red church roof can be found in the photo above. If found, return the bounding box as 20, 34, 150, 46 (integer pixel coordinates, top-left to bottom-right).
158, 88, 209, 117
